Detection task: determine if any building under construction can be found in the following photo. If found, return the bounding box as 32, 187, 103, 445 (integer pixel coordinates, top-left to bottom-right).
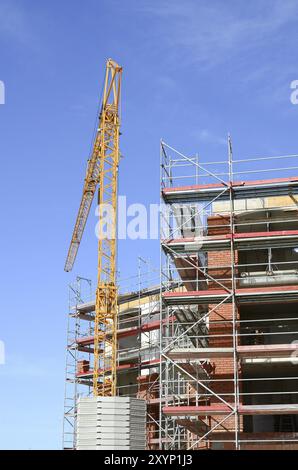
63, 139, 298, 451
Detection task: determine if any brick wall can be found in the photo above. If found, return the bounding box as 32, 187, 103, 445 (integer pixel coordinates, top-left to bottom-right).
137, 373, 159, 449
208, 215, 231, 235
207, 248, 242, 433
207, 249, 238, 290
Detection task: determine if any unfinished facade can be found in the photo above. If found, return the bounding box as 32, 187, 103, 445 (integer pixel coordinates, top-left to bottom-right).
160, 141, 298, 449
63, 273, 161, 450
63, 141, 298, 450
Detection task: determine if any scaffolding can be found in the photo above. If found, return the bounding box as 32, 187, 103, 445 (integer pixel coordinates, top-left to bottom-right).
63, 277, 92, 450
159, 140, 298, 450
63, 139, 298, 451
62, 262, 161, 450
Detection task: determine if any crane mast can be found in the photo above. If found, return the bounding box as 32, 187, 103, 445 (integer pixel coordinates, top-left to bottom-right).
93, 60, 121, 396
64, 59, 122, 397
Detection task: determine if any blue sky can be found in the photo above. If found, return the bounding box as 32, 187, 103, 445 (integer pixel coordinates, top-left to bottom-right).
1, 0, 298, 449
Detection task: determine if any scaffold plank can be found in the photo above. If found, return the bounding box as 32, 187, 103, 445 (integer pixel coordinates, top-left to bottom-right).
162, 176, 298, 202
76, 358, 161, 379
163, 404, 298, 416
163, 229, 298, 252
167, 343, 298, 360
163, 285, 298, 304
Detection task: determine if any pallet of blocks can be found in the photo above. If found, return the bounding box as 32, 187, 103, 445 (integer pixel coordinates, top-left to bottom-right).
76, 396, 147, 450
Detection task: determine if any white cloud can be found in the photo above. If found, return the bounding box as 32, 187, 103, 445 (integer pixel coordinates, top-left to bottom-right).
156, 75, 177, 91
0, 0, 31, 43
196, 129, 227, 147
139, 0, 298, 69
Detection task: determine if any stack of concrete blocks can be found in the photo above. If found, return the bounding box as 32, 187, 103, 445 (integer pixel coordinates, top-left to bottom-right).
76, 396, 147, 450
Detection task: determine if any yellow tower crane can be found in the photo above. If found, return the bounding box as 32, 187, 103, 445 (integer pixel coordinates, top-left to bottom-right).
64, 59, 122, 397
